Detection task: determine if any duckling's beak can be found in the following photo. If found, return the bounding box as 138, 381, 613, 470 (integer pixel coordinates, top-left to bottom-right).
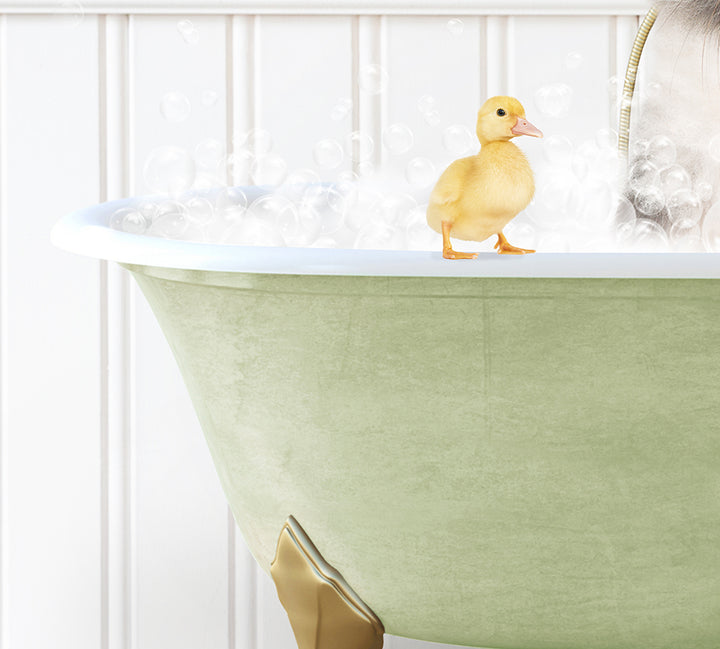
511, 117, 543, 138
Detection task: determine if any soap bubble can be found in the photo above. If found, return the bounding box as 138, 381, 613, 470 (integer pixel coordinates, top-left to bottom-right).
215, 186, 248, 223
177, 19, 199, 45
595, 129, 618, 150
344, 187, 383, 231
355, 221, 403, 250
446, 18, 464, 35
54, 1, 84, 28
135, 200, 159, 222
644, 81, 663, 101
695, 181, 713, 202
504, 219, 536, 250
359, 64, 389, 95
442, 125, 474, 156
383, 124, 414, 155
543, 135, 573, 165
565, 51, 583, 70
615, 195, 636, 225
632, 139, 649, 159
245, 128, 274, 156
708, 134, 720, 163
628, 160, 659, 192
313, 139, 344, 169
109, 207, 148, 234
406, 204, 441, 250
418, 95, 436, 114
537, 232, 570, 252
666, 189, 702, 225
423, 110, 441, 127
336, 169, 359, 184
310, 237, 339, 248
371, 193, 417, 229
702, 201, 720, 250
143, 146, 195, 196
357, 161, 375, 178
148, 201, 189, 239
160, 91, 191, 123
302, 186, 346, 234
615, 196, 637, 242
249, 195, 319, 246
660, 164, 691, 195
201, 89, 219, 107
537, 172, 579, 227
225, 150, 254, 183
571, 155, 589, 181
634, 186, 665, 216
631, 218, 669, 251
607, 75, 620, 102
283, 168, 321, 189
193, 172, 225, 190
670, 219, 702, 246
577, 179, 614, 230
647, 135, 676, 168
184, 195, 215, 226
251, 155, 287, 185
331, 98, 352, 121
534, 83, 573, 118
248, 193, 294, 221
224, 216, 286, 247
406, 157, 436, 187
194, 138, 225, 170
346, 131, 374, 162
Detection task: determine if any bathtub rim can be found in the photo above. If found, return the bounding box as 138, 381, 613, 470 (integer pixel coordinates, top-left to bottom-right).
51, 193, 720, 278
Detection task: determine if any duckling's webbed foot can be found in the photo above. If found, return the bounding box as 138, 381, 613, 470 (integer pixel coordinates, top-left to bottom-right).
443, 247, 478, 260
441, 221, 478, 260
494, 232, 535, 255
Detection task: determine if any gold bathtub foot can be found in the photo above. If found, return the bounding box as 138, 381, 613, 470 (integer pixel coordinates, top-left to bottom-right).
270, 516, 385, 649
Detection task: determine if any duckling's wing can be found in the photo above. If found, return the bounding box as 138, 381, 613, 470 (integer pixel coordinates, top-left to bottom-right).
428, 158, 471, 206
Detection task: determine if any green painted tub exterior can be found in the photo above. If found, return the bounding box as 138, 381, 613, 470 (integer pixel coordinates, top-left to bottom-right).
127, 263, 720, 649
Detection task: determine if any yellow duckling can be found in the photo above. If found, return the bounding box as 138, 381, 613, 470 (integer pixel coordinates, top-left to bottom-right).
427, 96, 543, 259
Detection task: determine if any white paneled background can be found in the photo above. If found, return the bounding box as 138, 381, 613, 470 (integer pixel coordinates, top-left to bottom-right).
0, 2, 645, 648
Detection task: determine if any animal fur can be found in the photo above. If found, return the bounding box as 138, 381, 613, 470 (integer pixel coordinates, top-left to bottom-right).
668, 0, 720, 38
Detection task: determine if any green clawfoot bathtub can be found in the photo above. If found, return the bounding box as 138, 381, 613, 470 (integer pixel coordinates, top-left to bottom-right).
53, 192, 720, 649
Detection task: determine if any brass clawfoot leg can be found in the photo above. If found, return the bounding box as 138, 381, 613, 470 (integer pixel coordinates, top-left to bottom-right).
270, 516, 385, 649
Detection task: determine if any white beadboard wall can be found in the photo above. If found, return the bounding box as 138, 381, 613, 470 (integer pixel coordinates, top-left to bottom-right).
0, 3, 644, 649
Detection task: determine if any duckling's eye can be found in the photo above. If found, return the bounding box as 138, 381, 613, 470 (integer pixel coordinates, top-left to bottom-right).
496, 108, 506, 117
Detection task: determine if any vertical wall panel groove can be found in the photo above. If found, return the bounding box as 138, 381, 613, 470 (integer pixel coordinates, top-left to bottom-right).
355, 15, 382, 174
230, 15, 253, 185
99, 13, 133, 649
485, 16, 510, 97
0, 13, 8, 649
251, 15, 261, 148
125, 17, 138, 649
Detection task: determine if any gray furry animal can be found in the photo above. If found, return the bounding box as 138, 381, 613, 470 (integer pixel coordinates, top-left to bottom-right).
622, 0, 720, 249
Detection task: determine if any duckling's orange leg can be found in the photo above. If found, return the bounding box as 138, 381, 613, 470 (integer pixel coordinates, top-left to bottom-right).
442, 221, 478, 260
494, 231, 535, 255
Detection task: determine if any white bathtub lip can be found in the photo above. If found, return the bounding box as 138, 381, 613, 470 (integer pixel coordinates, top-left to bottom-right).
52, 196, 720, 278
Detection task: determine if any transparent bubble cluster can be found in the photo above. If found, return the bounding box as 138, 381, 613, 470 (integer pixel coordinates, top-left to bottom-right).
129, 70, 720, 256
446, 19, 464, 35
359, 64, 389, 96
383, 124, 414, 155
177, 19, 200, 45
160, 91, 191, 123
534, 83, 573, 118
625, 131, 719, 250
55, 1, 85, 28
